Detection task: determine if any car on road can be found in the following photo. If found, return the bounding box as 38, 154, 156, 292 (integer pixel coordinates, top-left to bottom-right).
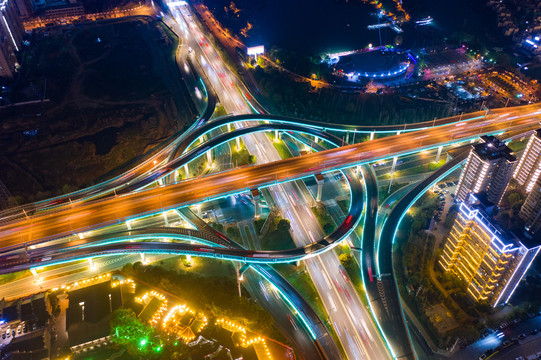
338, 265, 349, 282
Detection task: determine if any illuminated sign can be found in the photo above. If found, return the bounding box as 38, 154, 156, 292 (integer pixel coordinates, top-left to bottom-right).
168, 1, 188, 7
247, 46, 264, 56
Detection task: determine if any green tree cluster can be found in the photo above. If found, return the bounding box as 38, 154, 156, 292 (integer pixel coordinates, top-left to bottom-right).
251, 66, 457, 126
122, 263, 278, 339
110, 308, 161, 357
339, 253, 352, 268
259, 217, 295, 250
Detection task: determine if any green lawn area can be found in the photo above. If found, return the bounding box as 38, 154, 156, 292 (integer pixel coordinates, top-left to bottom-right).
213, 104, 228, 118
0, 270, 31, 286
336, 199, 349, 215
187, 155, 208, 177
378, 183, 409, 205
311, 204, 336, 234
259, 228, 295, 251
253, 216, 266, 234
231, 146, 256, 167
157, 255, 237, 279
507, 138, 528, 153
267, 133, 293, 159
225, 224, 243, 244
387, 159, 446, 178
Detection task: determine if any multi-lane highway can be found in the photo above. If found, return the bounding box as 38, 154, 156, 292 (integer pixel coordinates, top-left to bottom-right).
0, 106, 537, 359
0, 104, 539, 249
2, 1, 541, 359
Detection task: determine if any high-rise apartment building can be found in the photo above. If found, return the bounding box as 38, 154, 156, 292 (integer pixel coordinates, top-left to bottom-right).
0, 0, 24, 78
455, 135, 516, 205
514, 129, 541, 193
439, 200, 540, 307
12, 0, 32, 19
520, 177, 541, 235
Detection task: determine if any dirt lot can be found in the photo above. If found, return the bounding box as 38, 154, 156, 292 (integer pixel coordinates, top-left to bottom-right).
0, 17, 196, 203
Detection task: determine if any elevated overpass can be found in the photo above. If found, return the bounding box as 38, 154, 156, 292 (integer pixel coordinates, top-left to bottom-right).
0, 104, 540, 360
3, 103, 539, 224
0, 105, 538, 249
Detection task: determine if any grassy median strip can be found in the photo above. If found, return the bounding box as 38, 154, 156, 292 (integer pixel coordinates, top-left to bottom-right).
266, 133, 294, 159
273, 263, 346, 359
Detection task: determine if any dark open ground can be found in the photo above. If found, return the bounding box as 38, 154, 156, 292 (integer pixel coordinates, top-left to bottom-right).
0, 17, 196, 203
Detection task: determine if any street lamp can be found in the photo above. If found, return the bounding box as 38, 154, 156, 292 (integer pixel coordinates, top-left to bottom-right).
79, 302, 85, 321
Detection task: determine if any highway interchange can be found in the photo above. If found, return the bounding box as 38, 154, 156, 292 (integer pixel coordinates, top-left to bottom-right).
1, 1, 541, 360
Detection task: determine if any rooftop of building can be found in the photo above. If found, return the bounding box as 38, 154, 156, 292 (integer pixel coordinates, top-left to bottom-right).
0, 329, 46, 358
66, 280, 121, 330
473, 135, 516, 162
465, 195, 539, 249
335, 49, 409, 76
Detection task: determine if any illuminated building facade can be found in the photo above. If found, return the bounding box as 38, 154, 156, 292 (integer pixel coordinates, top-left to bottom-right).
520, 177, 541, 234
455, 135, 516, 205
514, 129, 541, 193
0, 0, 24, 78
439, 200, 540, 307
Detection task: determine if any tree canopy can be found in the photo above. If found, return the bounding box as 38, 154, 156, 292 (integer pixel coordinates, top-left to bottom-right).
111, 308, 160, 357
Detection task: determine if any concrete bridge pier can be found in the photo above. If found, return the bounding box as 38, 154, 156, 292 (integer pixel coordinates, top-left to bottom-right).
251, 189, 261, 218
206, 150, 212, 167
388, 156, 398, 193
236, 136, 241, 151
163, 211, 169, 227
88, 258, 96, 271
140, 253, 149, 265
435, 145, 443, 163
370, 131, 375, 141
184, 164, 189, 178
31, 268, 39, 282
315, 173, 325, 202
